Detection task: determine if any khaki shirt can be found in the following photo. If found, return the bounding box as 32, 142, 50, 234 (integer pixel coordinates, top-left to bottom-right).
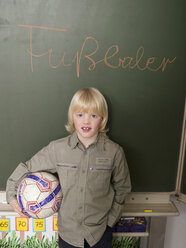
6, 132, 131, 247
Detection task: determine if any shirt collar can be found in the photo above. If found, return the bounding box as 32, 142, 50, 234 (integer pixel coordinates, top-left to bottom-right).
68, 132, 106, 151
68, 132, 79, 149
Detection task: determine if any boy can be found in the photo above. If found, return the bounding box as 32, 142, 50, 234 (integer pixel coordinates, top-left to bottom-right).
6, 87, 131, 248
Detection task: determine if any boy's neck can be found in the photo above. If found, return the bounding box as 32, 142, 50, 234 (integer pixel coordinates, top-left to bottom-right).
76, 132, 99, 148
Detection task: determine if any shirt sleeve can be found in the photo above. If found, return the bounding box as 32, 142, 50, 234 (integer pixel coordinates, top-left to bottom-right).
6, 141, 57, 203
107, 146, 131, 227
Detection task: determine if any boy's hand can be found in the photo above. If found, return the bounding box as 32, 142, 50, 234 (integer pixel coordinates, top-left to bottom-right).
9, 199, 29, 218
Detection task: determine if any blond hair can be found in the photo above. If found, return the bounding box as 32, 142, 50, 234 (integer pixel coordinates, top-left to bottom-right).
65, 88, 108, 134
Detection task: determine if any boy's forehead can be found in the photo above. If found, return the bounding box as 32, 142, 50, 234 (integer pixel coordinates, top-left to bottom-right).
74, 106, 99, 114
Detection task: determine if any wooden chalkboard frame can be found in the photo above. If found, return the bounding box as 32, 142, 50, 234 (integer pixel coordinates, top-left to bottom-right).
175, 99, 186, 197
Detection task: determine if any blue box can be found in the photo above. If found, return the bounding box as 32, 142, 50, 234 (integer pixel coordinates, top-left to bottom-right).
113, 217, 146, 233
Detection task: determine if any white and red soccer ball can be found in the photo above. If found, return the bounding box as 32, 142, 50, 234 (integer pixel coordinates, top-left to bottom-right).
17, 172, 62, 219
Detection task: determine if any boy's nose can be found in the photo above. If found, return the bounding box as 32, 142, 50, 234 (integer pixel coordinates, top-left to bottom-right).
83, 115, 90, 124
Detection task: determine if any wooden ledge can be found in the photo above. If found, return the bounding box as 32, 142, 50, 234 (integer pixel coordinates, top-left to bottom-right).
122, 192, 179, 217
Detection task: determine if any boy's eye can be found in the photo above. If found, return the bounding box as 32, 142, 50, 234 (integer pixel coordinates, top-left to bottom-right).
76, 113, 83, 117
91, 114, 97, 118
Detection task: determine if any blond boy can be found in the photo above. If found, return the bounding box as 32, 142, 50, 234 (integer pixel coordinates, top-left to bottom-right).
6, 88, 131, 248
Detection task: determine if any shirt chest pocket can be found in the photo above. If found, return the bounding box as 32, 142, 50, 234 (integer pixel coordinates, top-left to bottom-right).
88, 165, 112, 193
57, 162, 78, 190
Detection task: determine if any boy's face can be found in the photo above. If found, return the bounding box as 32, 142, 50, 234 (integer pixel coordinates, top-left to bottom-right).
73, 110, 102, 147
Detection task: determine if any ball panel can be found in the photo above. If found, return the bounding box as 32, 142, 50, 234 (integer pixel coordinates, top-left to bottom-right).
37, 178, 51, 192
24, 178, 37, 185
37, 208, 55, 219
51, 180, 59, 190
23, 184, 41, 202
18, 180, 27, 196
52, 197, 62, 212
38, 184, 61, 207
27, 201, 41, 214
26, 174, 52, 192
41, 172, 58, 182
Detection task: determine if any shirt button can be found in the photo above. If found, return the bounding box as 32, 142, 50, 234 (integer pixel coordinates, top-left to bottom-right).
80, 188, 83, 192
79, 206, 83, 210
82, 170, 85, 173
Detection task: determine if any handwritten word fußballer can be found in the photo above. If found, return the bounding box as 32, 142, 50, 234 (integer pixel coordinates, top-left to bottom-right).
18, 25, 176, 78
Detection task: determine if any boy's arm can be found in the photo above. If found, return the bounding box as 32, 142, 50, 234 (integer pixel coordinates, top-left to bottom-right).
9, 199, 29, 218
6, 141, 56, 204
107, 146, 131, 227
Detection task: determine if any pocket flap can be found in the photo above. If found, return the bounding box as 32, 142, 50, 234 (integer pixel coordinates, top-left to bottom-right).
57, 162, 78, 170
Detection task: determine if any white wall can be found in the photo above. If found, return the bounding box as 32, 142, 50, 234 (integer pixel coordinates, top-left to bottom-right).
164, 199, 186, 248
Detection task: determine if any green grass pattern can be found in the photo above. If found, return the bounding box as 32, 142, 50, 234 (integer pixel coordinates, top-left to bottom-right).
0, 231, 140, 248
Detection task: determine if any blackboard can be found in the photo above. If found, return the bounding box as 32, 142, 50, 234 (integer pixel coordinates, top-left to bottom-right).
0, 0, 185, 192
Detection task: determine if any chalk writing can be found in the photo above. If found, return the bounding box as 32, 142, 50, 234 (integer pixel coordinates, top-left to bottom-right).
18, 25, 176, 78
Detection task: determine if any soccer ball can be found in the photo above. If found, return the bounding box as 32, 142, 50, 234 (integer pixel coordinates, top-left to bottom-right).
17, 172, 62, 219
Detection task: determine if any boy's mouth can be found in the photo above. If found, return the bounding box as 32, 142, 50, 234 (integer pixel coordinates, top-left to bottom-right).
82, 127, 91, 131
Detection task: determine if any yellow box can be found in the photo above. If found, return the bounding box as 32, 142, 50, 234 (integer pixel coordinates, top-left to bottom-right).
144, 209, 153, 213
53, 217, 58, 231
16, 217, 29, 231
33, 219, 45, 232
0, 218, 10, 232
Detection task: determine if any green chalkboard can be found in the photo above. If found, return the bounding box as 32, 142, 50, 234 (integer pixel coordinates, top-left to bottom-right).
0, 0, 185, 191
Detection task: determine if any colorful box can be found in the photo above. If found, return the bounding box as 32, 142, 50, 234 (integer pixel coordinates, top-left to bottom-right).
113, 217, 146, 233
